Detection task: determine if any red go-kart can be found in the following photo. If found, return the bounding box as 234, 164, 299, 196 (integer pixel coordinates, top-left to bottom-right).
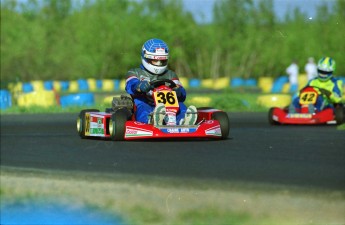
268, 86, 344, 125
77, 79, 230, 140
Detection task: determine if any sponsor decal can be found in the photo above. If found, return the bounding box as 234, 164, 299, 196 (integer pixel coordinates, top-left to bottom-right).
125, 126, 153, 137
161, 128, 196, 134
288, 113, 312, 118
134, 121, 147, 125
205, 126, 221, 136
155, 48, 166, 54
90, 128, 104, 135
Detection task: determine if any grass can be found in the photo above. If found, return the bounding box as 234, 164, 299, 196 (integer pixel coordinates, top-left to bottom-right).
1, 168, 345, 225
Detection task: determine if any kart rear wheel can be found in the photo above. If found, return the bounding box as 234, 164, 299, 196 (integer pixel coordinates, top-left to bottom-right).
268, 107, 279, 125
109, 108, 129, 141
77, 109, 100, 139
211, 111, 230, 139
334, 106, 344, 124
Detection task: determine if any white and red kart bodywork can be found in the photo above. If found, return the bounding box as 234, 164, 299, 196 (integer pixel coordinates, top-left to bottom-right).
269, 107, 337, 125
77, 79, 229, 140
80, 108, 226, 140
268, 86, 344, 125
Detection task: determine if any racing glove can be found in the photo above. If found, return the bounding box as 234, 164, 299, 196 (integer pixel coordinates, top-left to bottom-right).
136, 80, 150, 93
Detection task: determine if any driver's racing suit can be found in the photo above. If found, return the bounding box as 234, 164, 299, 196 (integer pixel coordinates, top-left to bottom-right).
125, 64, 188, 124
292, 77, 343, 111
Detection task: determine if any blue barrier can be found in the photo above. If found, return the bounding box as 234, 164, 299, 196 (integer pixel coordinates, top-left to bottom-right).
60, 81, 70, 91
231, 77, 244, 87
78, 79, 89, 91
114, 79, 120, 90
189, 79, 201, 88
244, 78, 257, 87
96, 80, 103, 89
0, 90, 12, 110
271, 76, 289, 93
44, 81, 54, 90
60, 93, 94, 108
22, 83, 34, 93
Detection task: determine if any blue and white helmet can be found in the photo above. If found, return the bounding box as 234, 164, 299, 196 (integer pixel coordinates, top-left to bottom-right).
141, 38, 169, 75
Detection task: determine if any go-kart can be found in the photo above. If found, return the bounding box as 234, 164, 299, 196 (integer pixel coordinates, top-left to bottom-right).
268, 86, 344, 125
77, 79, 230, 140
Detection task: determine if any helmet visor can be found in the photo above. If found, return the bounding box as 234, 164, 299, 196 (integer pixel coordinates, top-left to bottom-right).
146, 59, 168, 67
317, 69, 332, 81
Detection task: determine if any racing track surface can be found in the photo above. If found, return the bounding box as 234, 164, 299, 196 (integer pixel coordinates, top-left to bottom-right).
1, 112, 345, 190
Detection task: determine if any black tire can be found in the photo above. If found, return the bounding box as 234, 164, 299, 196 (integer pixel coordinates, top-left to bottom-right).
77, 109, 100, 139
268, 107, 279, 125
211, 111, 230, 139
197, 107, 214, 110
334, 106, 344, 125
109, 108, 129, 141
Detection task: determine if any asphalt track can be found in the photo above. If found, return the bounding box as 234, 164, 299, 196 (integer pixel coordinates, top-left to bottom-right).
1, 112, 344, 190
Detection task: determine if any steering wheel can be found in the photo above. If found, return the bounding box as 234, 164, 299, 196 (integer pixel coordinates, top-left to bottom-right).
301, 86, 332, 98
150, 79, 177, 89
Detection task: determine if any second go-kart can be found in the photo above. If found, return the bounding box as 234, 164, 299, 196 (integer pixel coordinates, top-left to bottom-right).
268, 86, 344, 125
77, 79, 230, 140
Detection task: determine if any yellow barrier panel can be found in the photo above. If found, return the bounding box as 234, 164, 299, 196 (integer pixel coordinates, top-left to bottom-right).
282, 83, 290, 93
53, 81, 61, 92
103, 96, 114, 105
31, 80, 44, 91
120, 79, 126, 90
257, 94, 291, 108
8, 82, 23, 93
201, 79, 213, 89
188, 96, 212, 107
298, 74, 308, 90
258, 77, 273, 93
214, 77, 230, 90
17, 90, 57, 107
102, 79, 114, 91
87, 78, 97, 91
69, 80, 79, 92
179, 77, 189, 89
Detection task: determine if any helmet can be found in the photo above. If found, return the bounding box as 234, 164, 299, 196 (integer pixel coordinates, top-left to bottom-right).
317, 57, 336, 81
141, 38, 169, 75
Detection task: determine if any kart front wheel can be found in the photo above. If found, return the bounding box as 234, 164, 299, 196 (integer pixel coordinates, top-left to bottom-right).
109, 108, 129, 141
77, 109, 100, 139
212, 111, 230, 139
268, 107, 279, 125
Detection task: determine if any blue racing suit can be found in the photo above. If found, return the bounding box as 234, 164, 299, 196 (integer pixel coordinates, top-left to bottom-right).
125, 64, 188, 124
292, 77, 343, 111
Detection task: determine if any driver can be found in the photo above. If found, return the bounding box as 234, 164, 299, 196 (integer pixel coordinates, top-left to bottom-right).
290, 57, 343, 112
125, 38, 197, 126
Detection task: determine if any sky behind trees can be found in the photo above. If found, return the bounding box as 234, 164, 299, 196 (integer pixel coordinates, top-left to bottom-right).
182, 0, 336, 23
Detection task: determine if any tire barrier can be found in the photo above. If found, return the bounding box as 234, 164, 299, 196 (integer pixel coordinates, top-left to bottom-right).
60, 93, 94, 108
0, 90, 12, 110
44, 81, 54, 90
17, 90, 58, 108
258, 77, 273, 93
231, 77, 244, 87
189, 78, 201, 88
297, 74, 308, 90
257, 94, 291, 108
244, 78, 257, 87
201, 78, 214, 89
271, 76, 289, 93
214, 77, 230, 89
22, 82, 34, 93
